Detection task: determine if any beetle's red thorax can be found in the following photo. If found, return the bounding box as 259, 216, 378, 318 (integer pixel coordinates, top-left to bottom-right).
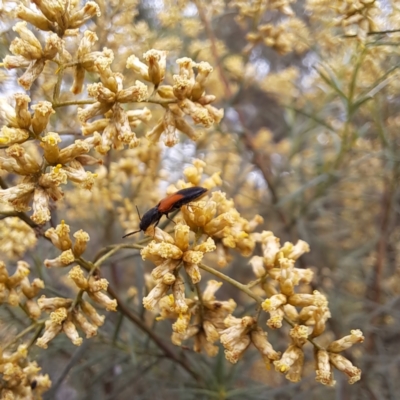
158, 193, 185, 213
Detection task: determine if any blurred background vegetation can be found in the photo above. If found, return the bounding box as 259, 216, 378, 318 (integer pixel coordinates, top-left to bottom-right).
1, 0, 400, 399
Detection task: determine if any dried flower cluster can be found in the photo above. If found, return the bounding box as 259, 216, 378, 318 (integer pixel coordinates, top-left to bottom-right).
0, 344, 51, 399
3, 0, 395, 397
138, 190, 363, 385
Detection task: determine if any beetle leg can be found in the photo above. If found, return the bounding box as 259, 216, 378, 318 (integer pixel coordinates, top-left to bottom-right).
165, 214, 176, 225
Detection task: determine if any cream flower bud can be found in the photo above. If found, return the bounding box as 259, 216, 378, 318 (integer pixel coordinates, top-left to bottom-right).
10, 24, 42, 60
63, 319, 83, 346
41, 132, 61, 164
7, 260, 30, 287
63, 163, 97, 190
184, 262, 201, 284
80, 300, 105, 326
286, 350, 304, 382
294, 267, 314, 283
26, 299, 42, 319
249, 256, 266, 278
283, 304, 299, 322
88, 291, 117, 311
172, 312, 190, 334
14, 93, 31, 129
0, 156, 21, 174
39, 164, 67, 190
146, 118, 164, 144
31, 187, 51, 225
68, 265, 88, 289
224, 335, 251, 364
58, 139, 90, 165
143, 282, 169, 310
274, 344, 303, 374
0, 126, 29, 145
183, 166, 201, 185
126, 107, 152, 124
203, 320, 219, 342
202, 104, 224, 125
38, 296, 73, 311
267, 308, 284, 329
71, 64, 85, 94
174, 223, 190, 251
88, 82, 116, 102
36, 320, 62, 349
310, 307, 328, 337
202, 280, 222, 302
126, 54, 150, 81
72, 229, 90, 257
3, 55, 30, 70
193, 237, 216, 253
0, 100, 18, 127
77, 30, 98, 60
117, 81, 149, 103
173, 76, 193, 100
261, 232, 280, 267
21, 277, 44, 299
73, 311, 98, 338
251, 327, 281, 364
50, 307, 68, 324
287, 240, 310, 260
183, 250, 203, 264
289, 290, 328, 307
45, 220, 72, 251
18, 59, 46, 90
172, 275, 187, 313
88, 276, 109, 292
315, 350, 336, 386
220, 316, 255, 359
75, 154, 102, 166
8, 287, 20, 305
151, 259, 181, 281
197, 95, 216, 105
329, 353, 361, 384
147, 227, 173, 244
77, 101, 113, 122
176, 57, 195, 80
327, 329, 364, 352
69, 2, 101, 28
191, 61, 213, 100
172, 325, 199, 346
6, 144, 40, 174
31, 101, 55, 135
262, 294, 287, 312
16, 5, 53, 31
289, 325, 309, 347
31, 0, 65, 24
204, 212, 234, 235
43, 32, 62, 60
44, 249, 75, 268
141, 241, 183, 260
157, 85, 175, 99
143, 49, 167, 87
0, 182, 35, 212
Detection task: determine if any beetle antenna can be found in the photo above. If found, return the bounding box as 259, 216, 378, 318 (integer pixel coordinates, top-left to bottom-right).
135, 205, 142, 221
122, 229, 141, 238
